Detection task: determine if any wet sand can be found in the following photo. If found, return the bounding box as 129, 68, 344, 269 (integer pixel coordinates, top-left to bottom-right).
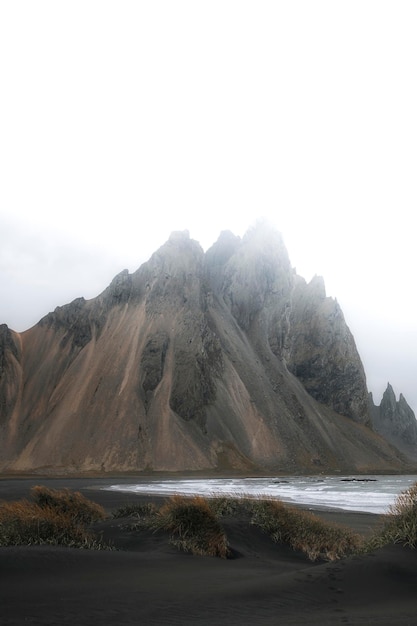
1, 476, 416, 625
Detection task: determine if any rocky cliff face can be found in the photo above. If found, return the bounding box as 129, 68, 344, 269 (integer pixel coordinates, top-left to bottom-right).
0, 225, 410, 474
370, 384, 417, 460
0, 324, 22, 424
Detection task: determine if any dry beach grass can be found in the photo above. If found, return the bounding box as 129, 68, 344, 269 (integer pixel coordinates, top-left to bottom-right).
1, 477, 417, 625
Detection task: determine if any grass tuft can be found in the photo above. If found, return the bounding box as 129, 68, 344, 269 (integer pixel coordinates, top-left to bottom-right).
112, 502, 157, 519
0, 486, 109, 549
31, 485, 106, 524
151, 495, 230, 558
207, 496, 249, 518
248, 498, 363, 561
366, 482, 417, 551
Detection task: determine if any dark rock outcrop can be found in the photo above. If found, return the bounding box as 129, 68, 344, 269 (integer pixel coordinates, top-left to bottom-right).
0, 324, 22, 423
286, 275, 370, 425
0, 225, 411, 474
370, 384, 417, 460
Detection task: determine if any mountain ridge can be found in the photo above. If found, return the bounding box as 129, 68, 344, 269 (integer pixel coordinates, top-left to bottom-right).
0, 225, 414, 474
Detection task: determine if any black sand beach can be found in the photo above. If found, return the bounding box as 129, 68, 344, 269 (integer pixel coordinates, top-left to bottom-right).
1, 477, 417, 625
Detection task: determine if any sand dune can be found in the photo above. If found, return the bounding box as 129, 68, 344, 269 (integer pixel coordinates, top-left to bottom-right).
1, 478, 416, 625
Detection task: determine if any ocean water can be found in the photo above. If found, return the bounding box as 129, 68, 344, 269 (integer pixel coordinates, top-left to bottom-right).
104, 474, 417, 514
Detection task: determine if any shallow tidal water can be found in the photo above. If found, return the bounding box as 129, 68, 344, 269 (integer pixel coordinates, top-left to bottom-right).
104, 474, 417, 514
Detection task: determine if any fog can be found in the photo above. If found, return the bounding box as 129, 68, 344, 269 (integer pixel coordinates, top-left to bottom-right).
1, 2, 416, 411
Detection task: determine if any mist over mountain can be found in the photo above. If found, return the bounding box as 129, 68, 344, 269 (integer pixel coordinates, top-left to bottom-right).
0, 225, 414, 474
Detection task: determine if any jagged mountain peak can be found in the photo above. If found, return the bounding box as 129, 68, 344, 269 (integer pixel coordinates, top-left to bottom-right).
307, 275, 327, 299
381, 383, 397, 410
238, 222, 291, 276
205, 230, 241, 263
144, 229, 204, 279
370, 383, 417, 460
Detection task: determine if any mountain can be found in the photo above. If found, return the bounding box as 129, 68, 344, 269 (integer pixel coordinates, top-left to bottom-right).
370, 384, 417, 461
0, 225, 411, 474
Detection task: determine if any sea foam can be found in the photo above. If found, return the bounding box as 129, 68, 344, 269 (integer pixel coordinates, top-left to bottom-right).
103, 475, 417, 514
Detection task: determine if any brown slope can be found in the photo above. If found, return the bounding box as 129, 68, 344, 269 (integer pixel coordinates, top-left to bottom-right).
0, 227, 410, 473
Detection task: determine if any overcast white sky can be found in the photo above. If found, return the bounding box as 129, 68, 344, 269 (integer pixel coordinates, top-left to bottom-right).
1, 1, 416, 411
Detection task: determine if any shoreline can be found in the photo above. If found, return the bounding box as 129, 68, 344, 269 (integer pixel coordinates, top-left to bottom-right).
2, 465, 417, 478
0, 475, 383, 537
